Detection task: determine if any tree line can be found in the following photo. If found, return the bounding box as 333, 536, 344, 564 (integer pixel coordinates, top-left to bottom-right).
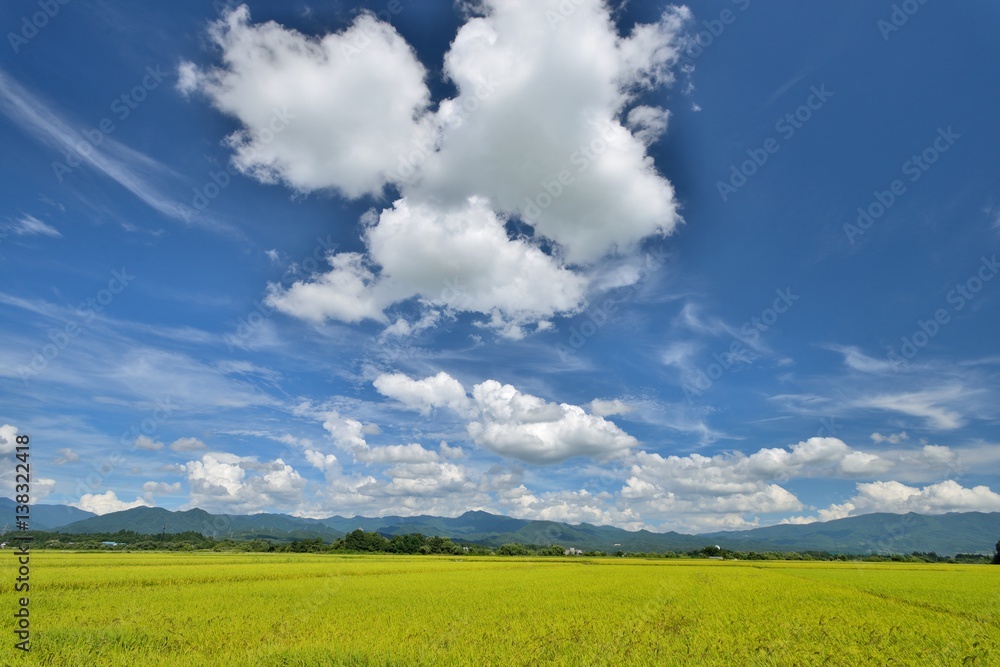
9, 529, 1000, 564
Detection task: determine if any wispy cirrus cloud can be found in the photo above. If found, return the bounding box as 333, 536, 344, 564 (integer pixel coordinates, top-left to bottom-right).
3, 214, 61, 238
0, 68, 235, 235
772, 344, 998, 431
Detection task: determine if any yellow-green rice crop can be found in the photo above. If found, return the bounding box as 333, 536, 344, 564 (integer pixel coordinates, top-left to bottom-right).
1, 552, 997, 666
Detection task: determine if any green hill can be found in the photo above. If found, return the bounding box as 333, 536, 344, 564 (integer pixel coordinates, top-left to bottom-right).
0, 497, 96, 531
59, 506, 341, 540
23, 499, 1000, 555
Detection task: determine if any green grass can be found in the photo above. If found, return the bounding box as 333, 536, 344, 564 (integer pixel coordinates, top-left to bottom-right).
2, 553, 997, 665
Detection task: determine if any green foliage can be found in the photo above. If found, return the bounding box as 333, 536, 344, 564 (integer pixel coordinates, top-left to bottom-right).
497, 542, 530, 556
15, 529, 216, 551
44, 503, 1000, 556
13, 529, 996, 563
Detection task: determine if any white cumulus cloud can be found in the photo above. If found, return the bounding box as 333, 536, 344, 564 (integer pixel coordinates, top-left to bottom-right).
183, 452, 307, 514
74, 490, 151, 515
787, 480, 1000, 524
372, 371, 639, 463
374, 370, 473, 416
186, 1, 688, 337
468, 380, 637, 463
178, 6, 432, 198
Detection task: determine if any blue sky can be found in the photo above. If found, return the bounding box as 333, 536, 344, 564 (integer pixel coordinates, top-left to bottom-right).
1, 0, 998, 532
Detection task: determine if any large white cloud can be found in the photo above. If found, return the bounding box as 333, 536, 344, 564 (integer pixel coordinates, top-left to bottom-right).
185, 2, 687, 336
179, 6, 432, 198
468, 379, 637, 462
411, 0, 685, 264
374, 370, 473, 415
267, 197, 588, 338
266, 252, 386, 324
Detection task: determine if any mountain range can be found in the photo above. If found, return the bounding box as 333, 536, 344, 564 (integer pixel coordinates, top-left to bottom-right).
0, 497, 96, 531
3, 497, 998, 556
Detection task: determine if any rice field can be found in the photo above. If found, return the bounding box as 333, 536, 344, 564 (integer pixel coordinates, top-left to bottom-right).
1, 552, 998, 665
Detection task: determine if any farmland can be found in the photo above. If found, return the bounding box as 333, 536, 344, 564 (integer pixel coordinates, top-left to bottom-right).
2, 553, 998, 665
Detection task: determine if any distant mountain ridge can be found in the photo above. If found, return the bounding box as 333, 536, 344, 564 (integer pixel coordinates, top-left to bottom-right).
52, 506, 344, 540
0, 497, 96, 531
701, 511, 1000, 555
5, 499, 998, 555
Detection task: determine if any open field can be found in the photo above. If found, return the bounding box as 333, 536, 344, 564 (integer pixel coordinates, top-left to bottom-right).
2, 553, 998, 666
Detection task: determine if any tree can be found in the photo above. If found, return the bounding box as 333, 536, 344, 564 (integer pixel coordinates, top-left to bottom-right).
993, 540, 1000, 565
497, 543, 529, 556
344, 529, 368, 552
287, 537, 325, 553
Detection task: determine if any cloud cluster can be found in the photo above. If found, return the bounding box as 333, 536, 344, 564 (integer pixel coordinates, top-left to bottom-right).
374, 371, 637, 463
0, 424, 19, 455
1, 424, 56, 501
373, 370, 473, 416
616, 436, 988, 530
497, 485, 643, 529
628, 438, 895, 497
788, 480, 1000, 524
182, 452, 306, 514
75, 490, 151, 515
182, 1, 687, 336
320, 411, 370, 451
469, 380, 637, 462
62, 410, 999, 532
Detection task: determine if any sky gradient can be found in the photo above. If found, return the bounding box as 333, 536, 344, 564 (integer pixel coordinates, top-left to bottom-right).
1, 0, 998, 533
